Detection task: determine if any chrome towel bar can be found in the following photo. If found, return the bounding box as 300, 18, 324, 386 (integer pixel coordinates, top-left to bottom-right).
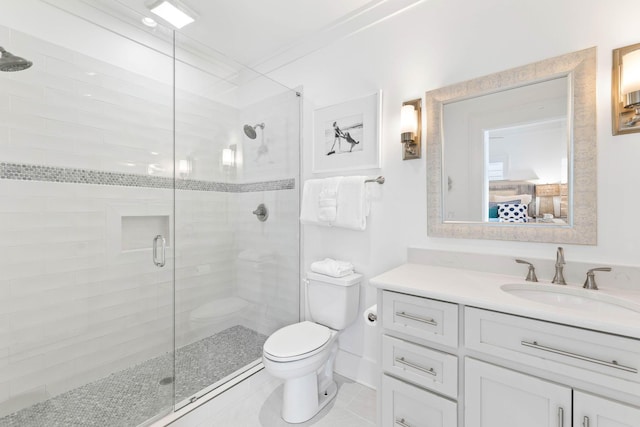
364, 175, 385, 184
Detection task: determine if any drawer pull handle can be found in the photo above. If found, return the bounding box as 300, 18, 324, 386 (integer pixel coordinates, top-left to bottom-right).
582, 416, 590, 427
396, 418, 412, 427
558, 407, 564, 427
521, 341, 638, 373
395, 357, 436, 376
396, 311, 438, 326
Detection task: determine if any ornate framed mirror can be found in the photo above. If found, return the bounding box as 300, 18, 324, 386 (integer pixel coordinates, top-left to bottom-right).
426, 47, 596, 244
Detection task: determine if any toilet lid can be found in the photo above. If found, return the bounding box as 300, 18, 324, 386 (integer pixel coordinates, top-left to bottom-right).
263, 321, 331, 360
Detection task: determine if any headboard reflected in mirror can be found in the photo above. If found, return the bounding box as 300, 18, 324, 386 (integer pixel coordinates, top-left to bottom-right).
426, 47, 596, 244
488, 181, 536, 223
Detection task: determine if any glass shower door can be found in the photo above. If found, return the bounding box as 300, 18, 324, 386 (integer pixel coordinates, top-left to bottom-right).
0, 4, 176, 426
172, 33, 301, 409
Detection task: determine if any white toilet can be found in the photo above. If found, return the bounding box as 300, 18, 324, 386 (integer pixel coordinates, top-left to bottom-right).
262, 271, 362, 423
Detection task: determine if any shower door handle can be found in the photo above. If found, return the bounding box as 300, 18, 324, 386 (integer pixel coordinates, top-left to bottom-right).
153, 235, 166, 267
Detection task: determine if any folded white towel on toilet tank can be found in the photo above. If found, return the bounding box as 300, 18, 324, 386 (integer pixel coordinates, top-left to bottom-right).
310, 258, 355, 277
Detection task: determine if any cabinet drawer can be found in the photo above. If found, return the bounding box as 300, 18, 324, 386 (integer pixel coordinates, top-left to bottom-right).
381, 375, 457, 427
465, 307, 640, 395
382, 291, 458, 348
382, 335, 458, 398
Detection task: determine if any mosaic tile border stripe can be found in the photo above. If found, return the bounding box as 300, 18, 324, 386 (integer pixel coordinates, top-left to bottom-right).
0, 162, 295, 193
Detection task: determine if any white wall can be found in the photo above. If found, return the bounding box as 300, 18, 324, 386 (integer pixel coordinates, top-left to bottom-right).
268, 0, 640, 387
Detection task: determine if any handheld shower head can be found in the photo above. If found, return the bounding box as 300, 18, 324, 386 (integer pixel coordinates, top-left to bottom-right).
0, 47, 32, 72
243, 123, 265, 139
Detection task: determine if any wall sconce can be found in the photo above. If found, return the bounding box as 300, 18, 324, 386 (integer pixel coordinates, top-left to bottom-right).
612, 43, 640, 135
222, 144, 236, 167
178, 158, 192, 178
400, 98, 421, 160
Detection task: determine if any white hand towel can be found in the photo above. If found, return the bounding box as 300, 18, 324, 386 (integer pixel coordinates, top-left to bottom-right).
300, 179, 322, 225
334, 176, 369, 230
300, 177, 342, 225
317, 196, 337, 222
310, 258, 354, 277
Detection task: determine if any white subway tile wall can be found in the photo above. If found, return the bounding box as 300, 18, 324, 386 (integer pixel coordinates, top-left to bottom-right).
0, 25, 300, 419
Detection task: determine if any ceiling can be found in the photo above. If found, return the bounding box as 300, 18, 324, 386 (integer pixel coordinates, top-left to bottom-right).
175, 0, 379, 66
65, 0, 423, 74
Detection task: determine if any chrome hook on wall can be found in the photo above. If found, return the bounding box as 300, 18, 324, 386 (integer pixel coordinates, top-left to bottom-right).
253, 203, 269, 222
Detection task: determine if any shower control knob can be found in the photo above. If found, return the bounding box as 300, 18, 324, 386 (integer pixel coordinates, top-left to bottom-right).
253, 204, 269, 222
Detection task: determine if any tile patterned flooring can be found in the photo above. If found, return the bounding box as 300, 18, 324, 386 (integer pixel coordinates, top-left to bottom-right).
170, 372, 377, 427
0, 326, 266, 427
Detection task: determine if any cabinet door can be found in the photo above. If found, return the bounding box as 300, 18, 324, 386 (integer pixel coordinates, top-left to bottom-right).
465, 358, 571, 427
574, 391, 640, 427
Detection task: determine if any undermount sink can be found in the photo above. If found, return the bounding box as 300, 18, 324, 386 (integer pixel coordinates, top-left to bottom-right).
501, 284, 640, 316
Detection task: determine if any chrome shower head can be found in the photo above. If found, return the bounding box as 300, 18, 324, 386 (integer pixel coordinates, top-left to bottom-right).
0, 47, 32, 72
243, 123, 265, 139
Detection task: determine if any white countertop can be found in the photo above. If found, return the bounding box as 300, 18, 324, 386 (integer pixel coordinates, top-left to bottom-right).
370, 263, 640, 339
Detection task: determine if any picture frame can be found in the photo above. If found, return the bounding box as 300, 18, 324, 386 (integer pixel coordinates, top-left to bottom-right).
312, 91, 381, 173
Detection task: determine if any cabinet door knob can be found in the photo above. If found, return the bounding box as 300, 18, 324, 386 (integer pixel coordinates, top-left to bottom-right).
558, 407, 564, 427
582, 416, 590, 427
395, 418, 411, 427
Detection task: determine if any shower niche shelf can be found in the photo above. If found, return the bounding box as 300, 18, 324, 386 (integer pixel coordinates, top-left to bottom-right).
121, 215, 170, 251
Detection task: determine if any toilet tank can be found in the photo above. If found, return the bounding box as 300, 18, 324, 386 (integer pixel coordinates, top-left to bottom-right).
307, 272, 362, 330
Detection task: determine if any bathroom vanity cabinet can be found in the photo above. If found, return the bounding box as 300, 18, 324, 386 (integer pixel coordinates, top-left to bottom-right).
379, 291, 458, 427
372, 264, 640, 427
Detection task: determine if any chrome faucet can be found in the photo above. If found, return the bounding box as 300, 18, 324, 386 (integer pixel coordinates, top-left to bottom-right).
515, 259, 538, 282
583, 267, 612, 290
551, 247, 566, 285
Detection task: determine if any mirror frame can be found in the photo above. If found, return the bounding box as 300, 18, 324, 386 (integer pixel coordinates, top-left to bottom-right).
426, 47, 597, 244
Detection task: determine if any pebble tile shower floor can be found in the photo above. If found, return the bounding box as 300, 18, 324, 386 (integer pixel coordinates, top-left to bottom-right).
0, 325, 267, 427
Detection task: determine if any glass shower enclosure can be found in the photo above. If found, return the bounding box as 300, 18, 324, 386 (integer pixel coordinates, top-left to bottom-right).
0, 1, 300, 426
171, 32, 301, 411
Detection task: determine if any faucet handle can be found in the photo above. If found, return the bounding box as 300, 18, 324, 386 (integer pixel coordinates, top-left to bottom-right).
515, 259, 538, 282
583, 267, 612, 290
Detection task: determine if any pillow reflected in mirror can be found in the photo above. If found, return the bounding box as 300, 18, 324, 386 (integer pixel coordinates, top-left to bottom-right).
498, 203, 529, 223
489, 200, 521, 219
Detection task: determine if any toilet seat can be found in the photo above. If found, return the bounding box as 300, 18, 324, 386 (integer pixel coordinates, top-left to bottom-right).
263, 321, 332, 362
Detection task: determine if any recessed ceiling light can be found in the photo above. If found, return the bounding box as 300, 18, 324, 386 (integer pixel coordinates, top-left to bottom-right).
148, 0, 195, 29
141, 17, 158, 28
